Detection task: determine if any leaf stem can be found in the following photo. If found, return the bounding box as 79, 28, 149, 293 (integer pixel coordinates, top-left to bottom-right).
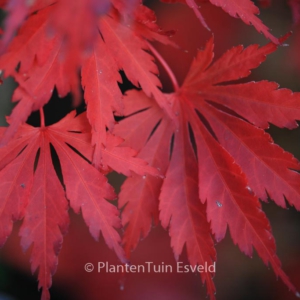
147, 42, 179, 92
39, 108, 45, 128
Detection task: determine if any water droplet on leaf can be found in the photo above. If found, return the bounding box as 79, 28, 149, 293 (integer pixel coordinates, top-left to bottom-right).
246, 186, 254, 195
216, 201, 222, 207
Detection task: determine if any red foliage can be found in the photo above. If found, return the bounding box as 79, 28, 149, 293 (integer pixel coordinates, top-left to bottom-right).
0, 0, 300, 299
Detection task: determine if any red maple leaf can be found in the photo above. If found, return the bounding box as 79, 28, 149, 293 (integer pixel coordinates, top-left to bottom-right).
161, 0, 279, 43
113, 37, 300, 299
1, 1, 300, 299
0, 109, 159, 300
0, 0, 153, 54
0, 2, 175, 151
0, 0, 54, 52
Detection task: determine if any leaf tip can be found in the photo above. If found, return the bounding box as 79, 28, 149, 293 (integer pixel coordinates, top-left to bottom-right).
278, 32, 292, 45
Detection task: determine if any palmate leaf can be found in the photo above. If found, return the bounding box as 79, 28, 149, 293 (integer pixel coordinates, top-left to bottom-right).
0, 1, 175, 153
0, 0, 130, 52
0, 111, 159, 299
161, 0, 279, 43
114, 91, 174, 257
0, 5, 78, 145
0, 0, 54, 51
114, 37, 300, 299
0, 0, 299, 299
